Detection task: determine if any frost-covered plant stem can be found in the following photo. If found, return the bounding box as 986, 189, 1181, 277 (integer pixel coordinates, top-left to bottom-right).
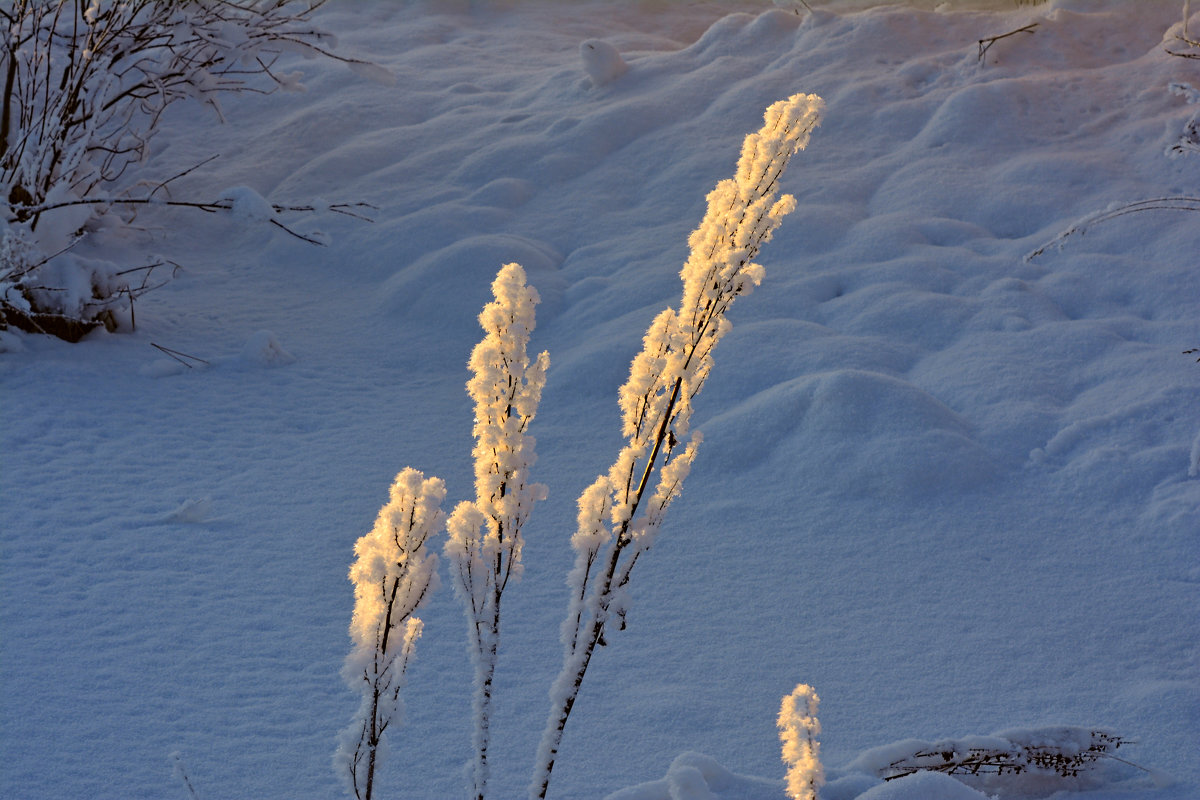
779, 684, 823, 800
338, 468, 446, 800
446, 263, 549, 800
529, 92, 823, 800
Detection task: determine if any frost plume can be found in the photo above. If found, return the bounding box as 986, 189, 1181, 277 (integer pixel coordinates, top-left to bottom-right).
338, 468, 446, 800
445, 262, 549, 800
532, 93, 823, 800
779, 684, 823, 800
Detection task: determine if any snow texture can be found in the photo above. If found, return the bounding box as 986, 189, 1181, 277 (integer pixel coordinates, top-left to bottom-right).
1, 2, 1197, 799
239, 330, 294, 366
854, 771, 989, 800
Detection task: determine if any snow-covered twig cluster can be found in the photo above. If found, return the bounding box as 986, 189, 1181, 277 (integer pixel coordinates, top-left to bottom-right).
338, 468, 446, 800
445, 263, 550, 800
530, 91, 823, 800
877, 728, 1136, 783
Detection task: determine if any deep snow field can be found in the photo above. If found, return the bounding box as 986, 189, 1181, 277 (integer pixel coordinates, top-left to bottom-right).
2, 1, 1199, 798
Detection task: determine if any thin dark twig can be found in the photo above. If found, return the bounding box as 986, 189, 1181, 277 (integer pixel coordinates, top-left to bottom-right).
151, 342, 209, 367
7, 194, 374, 245
140, 154, 222, 200
978, 23, 1038, 63
1026, 196, 1200, 260
1167, 0, 1200, 57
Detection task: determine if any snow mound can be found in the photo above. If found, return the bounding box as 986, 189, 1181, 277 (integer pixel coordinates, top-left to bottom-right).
581, 39, 627, 86
140, 358, 188, 378
848, 727, 1146, 799
163, 497, 213, 524
855, 770, 988, 800
378, 233, 563, 345
705, 369, 994, 497
221, 186, 275, 223
603, 752, 783, 800
239, 330, 294, 366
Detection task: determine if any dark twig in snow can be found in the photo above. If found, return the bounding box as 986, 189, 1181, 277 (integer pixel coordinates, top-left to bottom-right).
978, 23, 1038, 64
1166, 0, 1200, 58
151, 342, 209, 368
1026, 196, 1200, 260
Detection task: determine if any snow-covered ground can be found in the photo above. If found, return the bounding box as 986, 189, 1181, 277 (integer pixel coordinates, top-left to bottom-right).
2, 1, 1198, 798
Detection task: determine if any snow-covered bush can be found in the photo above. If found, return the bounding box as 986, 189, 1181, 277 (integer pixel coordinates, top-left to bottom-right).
779, 684, 823, 800
445, 262, 550, 800
0, 0, 377, 340
530, 91, 824, 800
337, 468, 446, 800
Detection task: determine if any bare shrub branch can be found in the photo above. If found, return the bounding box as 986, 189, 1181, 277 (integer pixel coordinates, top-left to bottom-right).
977, 23, 1037, 64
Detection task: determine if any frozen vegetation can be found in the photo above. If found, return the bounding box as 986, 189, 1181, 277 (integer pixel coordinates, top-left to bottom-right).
1, 1, 1198, 799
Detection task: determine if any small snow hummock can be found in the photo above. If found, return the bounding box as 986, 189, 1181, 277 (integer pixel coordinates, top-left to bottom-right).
220, 186, 276, 223
239, 330, 294, 366
346, 58, 398, 87
580, 39, 627, 86
604, 752, 782, 800
854, 771, 988, 800
1189, 428, 1200, 478
163, 497, 213, 524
